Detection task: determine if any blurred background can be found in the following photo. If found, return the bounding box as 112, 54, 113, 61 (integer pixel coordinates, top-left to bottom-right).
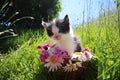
59, 0, 117, 26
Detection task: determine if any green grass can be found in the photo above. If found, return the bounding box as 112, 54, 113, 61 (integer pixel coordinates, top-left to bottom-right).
0, 11, 120, 80
74, 10, 120, 80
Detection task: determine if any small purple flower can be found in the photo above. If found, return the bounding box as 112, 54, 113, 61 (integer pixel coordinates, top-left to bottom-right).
54, 47, 68, 58
40, 51, 50, 62
82, 48, 93, 59
38, 43, 52, 51
82, 48, 89, 53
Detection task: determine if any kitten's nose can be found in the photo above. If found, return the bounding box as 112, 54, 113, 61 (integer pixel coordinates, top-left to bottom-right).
54, 35, 61, 40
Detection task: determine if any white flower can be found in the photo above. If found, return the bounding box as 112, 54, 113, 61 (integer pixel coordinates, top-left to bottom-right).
78, 54, 88, 62
76, 62, 82, 67
44, 62, 62, 72
72, 54, 80, 59
72, 53, 87, 62
44, 54, 63, 72
63, 60, 78, 72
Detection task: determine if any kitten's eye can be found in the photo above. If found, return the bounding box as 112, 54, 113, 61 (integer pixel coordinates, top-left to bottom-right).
57, 23, 64, 27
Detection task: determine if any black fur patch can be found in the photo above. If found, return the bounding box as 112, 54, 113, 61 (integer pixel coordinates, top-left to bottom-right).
46, 23, 54, 37
56, 21, 70, 34
73, 37, 82, 52
75, 43, 81, 52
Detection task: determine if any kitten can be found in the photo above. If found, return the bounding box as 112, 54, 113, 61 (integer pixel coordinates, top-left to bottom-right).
42, 15, 82, 56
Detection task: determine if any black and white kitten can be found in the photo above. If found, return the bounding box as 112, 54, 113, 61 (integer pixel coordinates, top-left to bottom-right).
42, 15, 81, 56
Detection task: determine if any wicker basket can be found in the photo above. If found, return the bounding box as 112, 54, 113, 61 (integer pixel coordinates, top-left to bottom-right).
53, 57, 89, 80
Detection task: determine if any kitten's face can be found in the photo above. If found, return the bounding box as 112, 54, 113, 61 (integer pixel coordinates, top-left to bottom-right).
42, 15, 70, 41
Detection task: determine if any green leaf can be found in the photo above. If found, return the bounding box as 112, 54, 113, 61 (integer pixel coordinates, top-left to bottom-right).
2, 2, 9, 9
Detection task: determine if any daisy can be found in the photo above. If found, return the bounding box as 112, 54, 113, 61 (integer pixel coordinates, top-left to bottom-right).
72, 52, 83, 59
63, 60, 78, 72
73, 52, 87, 62
44, 54, 63, 72
76, 62, 82, 67
78, 53, 88, 62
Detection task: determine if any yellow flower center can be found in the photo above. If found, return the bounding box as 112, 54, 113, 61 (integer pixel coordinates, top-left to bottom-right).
69, 64, 74, 69
74, 52, 82, 55
50, 55, 57, 64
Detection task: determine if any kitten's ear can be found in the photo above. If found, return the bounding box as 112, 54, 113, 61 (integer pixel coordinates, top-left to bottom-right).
41, 21, 48, 28
64, 15, 69, 23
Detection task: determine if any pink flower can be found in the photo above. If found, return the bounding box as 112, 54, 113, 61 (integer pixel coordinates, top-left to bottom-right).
38, 43, 52, 51
54, 47, 68, 58
82, 48, 89, 52
82, 48, 93, 59
83, 51, 93, 59
51, 54, 64, 63
40, 51, 50, 62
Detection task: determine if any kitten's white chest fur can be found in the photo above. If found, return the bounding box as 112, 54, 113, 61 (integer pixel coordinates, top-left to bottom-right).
55, 29, 76, 56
